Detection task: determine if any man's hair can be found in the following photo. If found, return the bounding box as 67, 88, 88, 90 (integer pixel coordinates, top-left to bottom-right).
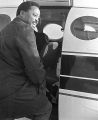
16, 1, 40, 16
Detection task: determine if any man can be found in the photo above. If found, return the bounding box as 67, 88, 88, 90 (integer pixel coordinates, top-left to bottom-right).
0, 1, 52, 120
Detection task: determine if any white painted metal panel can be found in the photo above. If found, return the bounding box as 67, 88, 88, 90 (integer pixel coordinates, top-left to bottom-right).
60, 6, 98, 120
73, 0, 98, 8
0, 0, 23, 7
59, 92, 98, 120
62, 7, 98, 54
0, 7, 17, 20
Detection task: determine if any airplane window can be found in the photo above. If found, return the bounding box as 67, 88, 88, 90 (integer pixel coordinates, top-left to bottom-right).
43, 23, 63, 40
71, 16, 98, 40
0, 14, 11, 31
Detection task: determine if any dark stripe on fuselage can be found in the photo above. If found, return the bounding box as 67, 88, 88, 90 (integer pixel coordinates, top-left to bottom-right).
60, 76, 98, 94
60, 54, 98, 94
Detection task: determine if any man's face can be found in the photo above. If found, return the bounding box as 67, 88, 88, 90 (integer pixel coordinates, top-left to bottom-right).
23, 6, 40, 28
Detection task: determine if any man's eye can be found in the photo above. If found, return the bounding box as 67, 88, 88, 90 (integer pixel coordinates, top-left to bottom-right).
33, 14, 40, 18
33, 14, 37, 17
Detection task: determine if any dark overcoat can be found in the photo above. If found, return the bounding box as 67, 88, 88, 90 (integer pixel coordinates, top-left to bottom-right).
0, 17, 51, 118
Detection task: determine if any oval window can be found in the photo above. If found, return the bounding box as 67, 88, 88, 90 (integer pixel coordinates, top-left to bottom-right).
43, 23, 63, 40
71, 16, 98, 40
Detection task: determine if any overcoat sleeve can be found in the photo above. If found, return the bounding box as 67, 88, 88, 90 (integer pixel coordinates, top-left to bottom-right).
16, 25, 46, 86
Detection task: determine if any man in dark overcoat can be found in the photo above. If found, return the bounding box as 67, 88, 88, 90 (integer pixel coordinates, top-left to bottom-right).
0, 1, 52, 120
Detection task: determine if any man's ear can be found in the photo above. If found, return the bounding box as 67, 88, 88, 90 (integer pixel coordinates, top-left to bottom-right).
19, 10, 25, 18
